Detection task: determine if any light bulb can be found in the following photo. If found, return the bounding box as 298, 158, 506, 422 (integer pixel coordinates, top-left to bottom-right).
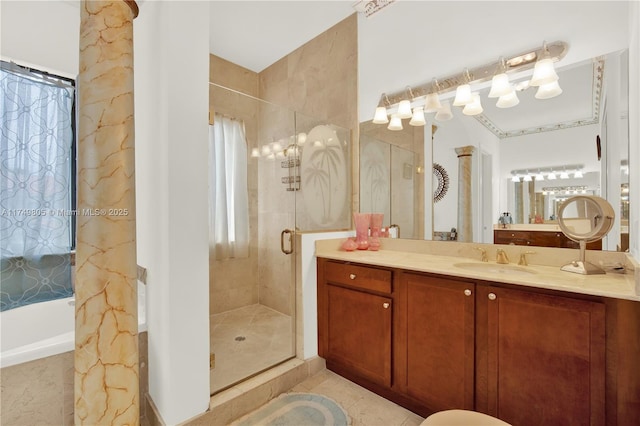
488, 73, 511, 98
251, 148, 260, 158
297, 132, 307, 145
435, 101, 453, 122
496, 88, 519, 108
397, 99, 412, 119
462, 93, 483, 116
530, 57, 559, 87
535, 80, 563, 99
388, 114, 403, 131
409, 107, 426, 126
453, 83, 472, 106
424, 93, 442, 113
372, 106, 389, 124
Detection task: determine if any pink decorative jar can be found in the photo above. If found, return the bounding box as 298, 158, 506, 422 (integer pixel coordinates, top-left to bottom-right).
353, 213, 371, 250
368, 213, 384, 251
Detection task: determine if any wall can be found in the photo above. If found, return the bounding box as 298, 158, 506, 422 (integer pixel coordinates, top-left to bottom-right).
432, 110, 500, 242
255, 14, 358, 315
630, 1, 640, 263
209, 56, 260, 314
134, 1, 210, 424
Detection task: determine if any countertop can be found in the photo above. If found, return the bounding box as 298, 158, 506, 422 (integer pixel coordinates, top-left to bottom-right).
315, 239, 640, 302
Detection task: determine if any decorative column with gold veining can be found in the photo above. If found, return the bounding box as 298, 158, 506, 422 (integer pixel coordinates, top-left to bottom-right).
455, 145, 475, 242
75, 1, 139, 424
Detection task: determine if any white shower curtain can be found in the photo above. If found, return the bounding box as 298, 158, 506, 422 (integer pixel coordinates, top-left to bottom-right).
209, 114, 249, 260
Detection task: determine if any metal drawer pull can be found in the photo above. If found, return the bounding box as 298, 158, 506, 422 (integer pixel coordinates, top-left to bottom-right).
349, 274, 356, 280
464, 289, 472, 296
383, 302, 390, 309
488, 293, 497, 301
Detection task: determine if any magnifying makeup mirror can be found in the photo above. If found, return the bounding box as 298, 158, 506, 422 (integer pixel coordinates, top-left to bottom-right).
558, 195, 615, 274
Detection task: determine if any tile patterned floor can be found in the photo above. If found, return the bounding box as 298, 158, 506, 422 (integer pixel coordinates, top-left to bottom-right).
210, 304, 294, 394
289, 369, 425, 426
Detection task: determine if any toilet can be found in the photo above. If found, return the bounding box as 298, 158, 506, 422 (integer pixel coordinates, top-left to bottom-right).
421, 409, 512, 426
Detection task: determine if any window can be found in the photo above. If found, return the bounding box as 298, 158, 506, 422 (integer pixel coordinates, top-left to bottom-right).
0, 61, 76, 310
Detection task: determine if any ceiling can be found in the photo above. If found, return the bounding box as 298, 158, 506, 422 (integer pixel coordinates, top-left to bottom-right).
209, 1, 630, 125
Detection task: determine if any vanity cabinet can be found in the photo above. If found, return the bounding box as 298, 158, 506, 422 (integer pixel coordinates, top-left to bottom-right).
402, 273, 475, 411
475, 285, 606, 426
317, 257, 639, 425
317, 260, 393, 387
494, 229, 602, 250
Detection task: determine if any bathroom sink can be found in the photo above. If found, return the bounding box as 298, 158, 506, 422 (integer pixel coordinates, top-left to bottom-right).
453, 262, 538, 275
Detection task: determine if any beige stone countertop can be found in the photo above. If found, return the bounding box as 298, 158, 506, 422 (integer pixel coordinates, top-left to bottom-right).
315, 238, 640, 302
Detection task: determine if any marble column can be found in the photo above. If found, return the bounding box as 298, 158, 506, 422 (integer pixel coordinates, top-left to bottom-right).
455, 146, 475, 242
75, 1, 139, 425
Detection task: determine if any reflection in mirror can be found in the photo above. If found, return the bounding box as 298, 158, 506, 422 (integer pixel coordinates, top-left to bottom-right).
359, 121, 424, 239
558, 195, 615, 274
360, 50, 629, 252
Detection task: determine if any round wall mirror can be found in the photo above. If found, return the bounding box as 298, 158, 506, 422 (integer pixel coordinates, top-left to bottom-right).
558, 195, 615, 274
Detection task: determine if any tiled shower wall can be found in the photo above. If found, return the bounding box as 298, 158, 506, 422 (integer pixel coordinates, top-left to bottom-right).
208, 14, 358, 316
209, 56, 260, 315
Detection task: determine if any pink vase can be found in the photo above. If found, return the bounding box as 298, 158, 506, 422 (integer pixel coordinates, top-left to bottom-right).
353, 213, 371, 250
369, 213, 384, 251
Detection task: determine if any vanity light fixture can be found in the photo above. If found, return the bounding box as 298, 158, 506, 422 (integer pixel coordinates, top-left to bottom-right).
388, 113, 403, 131
397, 87, 413, 119
372, 94, 390, 124
409, 106, 426, 126
424, 79, 443, 112
560, 170, 570, 179
547, 172, 557, 180
488, 58, 512, 98
511, 175, 520, 183
523, 174, 533, 182
434, 100, 453, 121
251, 148, 260, 158
371, 40, 568, 127
535, 171, 545, 181
530, 42, 559, 87
462, 92, 483, 116
574, 169, 583, 178
453, 68, 473, 106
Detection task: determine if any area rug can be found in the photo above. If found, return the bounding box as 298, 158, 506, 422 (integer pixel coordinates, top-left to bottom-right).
232, 392, 351, 426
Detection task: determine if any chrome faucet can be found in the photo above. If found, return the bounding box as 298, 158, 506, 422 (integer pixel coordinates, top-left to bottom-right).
518, 251, 536, 266
496, 249, 509, 264
475, 247, 488, 262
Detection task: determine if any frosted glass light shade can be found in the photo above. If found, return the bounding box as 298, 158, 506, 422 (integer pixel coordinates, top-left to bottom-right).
511, 175, 520, 182
373, 106, 389, 124
547, 172, 557, 180
530, 58, 559, 86
535, 173, 545, 181
251, 148, 260, 158
424, 93, 442, 113
409, 107, 426, 126
488, 73, 511, 98
560, 171, 570, 179
462, 93, 483, 116
574, 170, 583, 178
397, 99, 412, 118
435, 101, 453, 122
535, 80, 563, 99
388, 114, 403, 131
496, 89, 519, 108
523, 174, 532, 182
453, 84, 472, 106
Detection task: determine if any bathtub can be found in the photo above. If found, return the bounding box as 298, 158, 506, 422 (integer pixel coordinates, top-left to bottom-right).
0, 282, 147, 368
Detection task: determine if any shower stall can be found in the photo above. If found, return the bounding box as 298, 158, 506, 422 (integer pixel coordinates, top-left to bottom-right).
208, 83, 351, 394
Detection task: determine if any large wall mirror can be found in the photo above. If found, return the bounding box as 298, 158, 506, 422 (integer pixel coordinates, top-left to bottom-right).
359, 49, 630, 251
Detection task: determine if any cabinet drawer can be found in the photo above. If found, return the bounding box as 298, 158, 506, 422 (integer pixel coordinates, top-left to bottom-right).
324, 261, 392, 294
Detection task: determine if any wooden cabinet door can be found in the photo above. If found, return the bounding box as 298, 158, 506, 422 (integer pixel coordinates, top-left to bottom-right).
403, 273, 475, 411
477, 285, 605, 426
326, 284, 392, 387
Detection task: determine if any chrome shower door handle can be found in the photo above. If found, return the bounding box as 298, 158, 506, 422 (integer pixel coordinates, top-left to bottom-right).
281, 229, 294, 255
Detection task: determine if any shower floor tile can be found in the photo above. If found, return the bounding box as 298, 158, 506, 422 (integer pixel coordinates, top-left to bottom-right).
210, 304, 294, 394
